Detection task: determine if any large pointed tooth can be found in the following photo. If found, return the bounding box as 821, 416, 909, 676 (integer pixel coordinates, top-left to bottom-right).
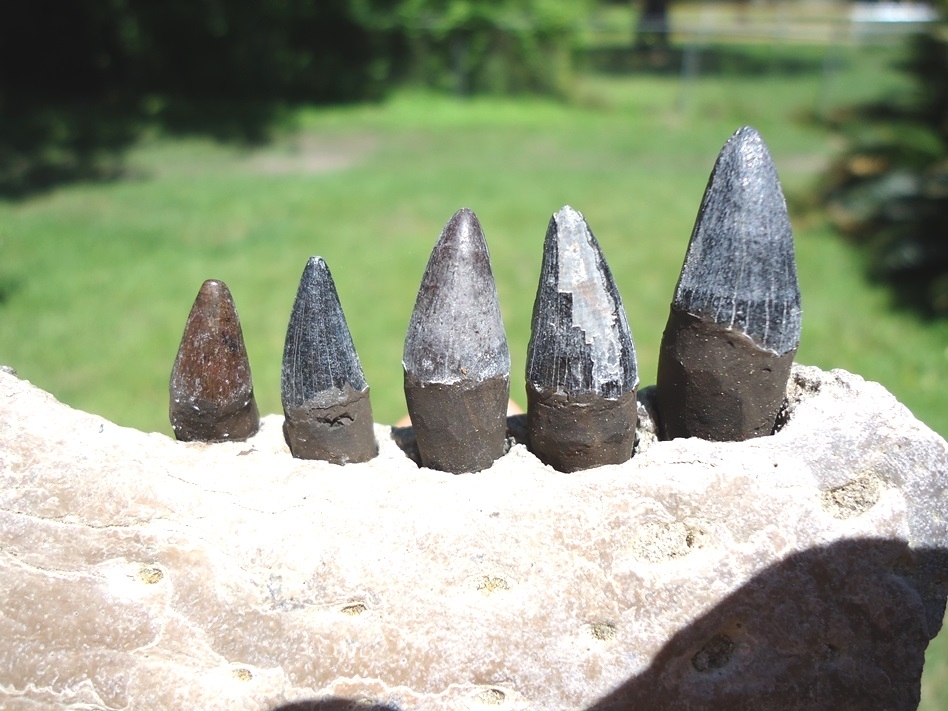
657, 126, 802, 441
403, 208, 510, 474
525, 205, 638, 472
169, 279, 259, 442
281, 257, 377, 464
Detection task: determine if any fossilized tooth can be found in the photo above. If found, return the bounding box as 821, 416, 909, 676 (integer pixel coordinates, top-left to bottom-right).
169, 279, 259, 442
403, 208, 510, 474
656, 126, 802, 442
281, 256, 377, 464
525, 205, 639, 473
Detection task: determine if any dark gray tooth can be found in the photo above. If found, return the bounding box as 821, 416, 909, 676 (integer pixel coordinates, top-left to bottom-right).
403, 208, 510, 474
281, 256, 377, 463
657, 126, 802, 442
169, 279, 259, 442
525, 205, 638, 472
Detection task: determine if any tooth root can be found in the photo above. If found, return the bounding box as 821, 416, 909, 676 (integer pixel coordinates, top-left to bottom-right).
525, 205, 639, 472
403, 208, 510, 474
281, 256, 377, 464
657, 126, 803, 442
169, 279, 259, 442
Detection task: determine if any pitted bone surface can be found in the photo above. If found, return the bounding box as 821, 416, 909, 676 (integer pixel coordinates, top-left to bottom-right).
0, 365, 946, 710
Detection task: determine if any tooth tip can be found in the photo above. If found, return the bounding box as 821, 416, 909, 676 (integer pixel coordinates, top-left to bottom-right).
194, 278, 230, 305
549, 205, 588, 243
724, 126, 765, 154
733, 124, 761, 139
173, 279, 246, 364
302, 256, 332, 284
443, 207, 482, 241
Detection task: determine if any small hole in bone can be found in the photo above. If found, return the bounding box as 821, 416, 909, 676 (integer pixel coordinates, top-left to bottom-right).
476, 688, 506, 705
820, 474, 883, 519
341, 602, 367, 616
692, 633, 735, 672
588, 622, 617, 641
138, 565, 163, 584
475, 576, 510, 594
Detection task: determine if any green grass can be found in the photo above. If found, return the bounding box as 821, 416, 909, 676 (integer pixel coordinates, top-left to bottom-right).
2, 40, 948, 705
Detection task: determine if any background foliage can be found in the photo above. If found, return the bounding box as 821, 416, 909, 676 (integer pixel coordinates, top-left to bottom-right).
818, 0, 948, 315
350, 0, 590, 94
0, 0, 587, 196
1, 0, 395, 103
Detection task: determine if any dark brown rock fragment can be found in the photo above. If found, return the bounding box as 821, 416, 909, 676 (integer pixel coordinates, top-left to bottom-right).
658, 311, 796, 441
404, 374, 510, 474
526, 385, 638, 473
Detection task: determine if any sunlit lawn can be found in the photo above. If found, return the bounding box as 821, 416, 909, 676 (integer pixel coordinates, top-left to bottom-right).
2, 39, 947, 706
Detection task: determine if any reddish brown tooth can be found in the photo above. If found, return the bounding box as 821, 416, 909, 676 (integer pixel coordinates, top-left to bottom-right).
169, 279, 259, 442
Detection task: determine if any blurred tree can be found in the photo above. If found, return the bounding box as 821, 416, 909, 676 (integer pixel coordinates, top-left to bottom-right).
0, 0, 592, 195
348, 0, 592, 95
818, 1, 948, 316
0, 0, 590, 106
0, 0, 401, 194
0, 0, 397, 105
